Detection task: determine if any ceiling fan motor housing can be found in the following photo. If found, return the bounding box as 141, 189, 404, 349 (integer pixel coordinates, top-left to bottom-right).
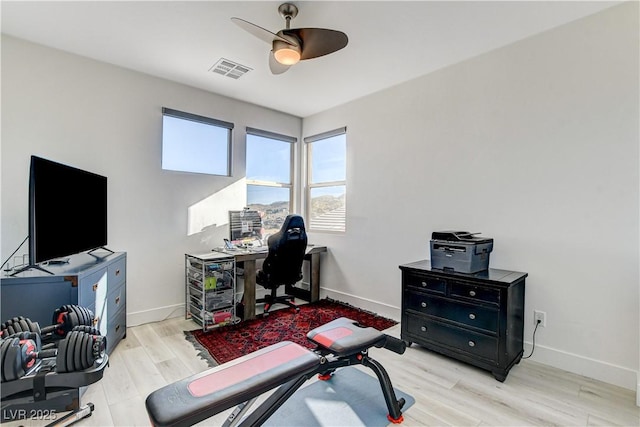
273, 32, 301, 65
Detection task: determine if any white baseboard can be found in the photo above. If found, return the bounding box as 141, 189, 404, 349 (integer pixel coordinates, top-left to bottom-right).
321, 288, 401, 322
127, 303, 184, 327
522, 341, 636, 392
323, 287, 637, 394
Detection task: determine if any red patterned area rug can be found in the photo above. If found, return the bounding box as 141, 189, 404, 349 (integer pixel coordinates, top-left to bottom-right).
184, 298, 397, 365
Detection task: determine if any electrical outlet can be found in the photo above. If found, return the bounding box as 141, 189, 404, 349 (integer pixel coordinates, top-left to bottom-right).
534, 310, 546, 327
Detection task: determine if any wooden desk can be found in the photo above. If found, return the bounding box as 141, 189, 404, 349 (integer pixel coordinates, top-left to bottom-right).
214, 245, 327, 320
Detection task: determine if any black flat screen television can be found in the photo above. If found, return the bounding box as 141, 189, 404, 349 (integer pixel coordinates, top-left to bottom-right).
29, 156, 108, 265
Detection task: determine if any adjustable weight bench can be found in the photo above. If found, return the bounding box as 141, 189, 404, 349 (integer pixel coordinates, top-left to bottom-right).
146, 317, 407, 427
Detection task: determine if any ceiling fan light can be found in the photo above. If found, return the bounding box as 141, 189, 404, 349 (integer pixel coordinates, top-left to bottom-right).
274, 48, 300, 65
273, 38, 301, 65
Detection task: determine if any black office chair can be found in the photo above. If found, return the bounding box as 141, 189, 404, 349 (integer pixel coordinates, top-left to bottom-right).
256, 214, 308, 315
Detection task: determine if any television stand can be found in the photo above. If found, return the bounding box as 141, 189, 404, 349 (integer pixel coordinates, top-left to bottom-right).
9, 263, 53, 276
88, 246, 114, 258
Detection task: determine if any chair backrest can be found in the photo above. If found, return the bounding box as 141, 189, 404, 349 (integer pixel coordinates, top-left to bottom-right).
261, 214, 308, 286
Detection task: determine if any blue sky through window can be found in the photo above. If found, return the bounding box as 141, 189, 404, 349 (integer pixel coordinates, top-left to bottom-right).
311, 134, 346, 183
162, 115, 230, 175
246, 134, 291, 183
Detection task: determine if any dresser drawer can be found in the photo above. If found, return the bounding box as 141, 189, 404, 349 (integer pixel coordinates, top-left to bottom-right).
78, 268, 107, 308
105, 307, 126, 355
404, 273, 446, 295
450, 281, 499, 305
108, 256, 126, 286
106, 281, 126, 322
405, 291, 499, 333
405, 313, 498, 361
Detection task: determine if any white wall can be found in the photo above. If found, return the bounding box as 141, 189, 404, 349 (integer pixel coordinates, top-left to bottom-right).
1, 35, 302, 325
305, 3, 639, 391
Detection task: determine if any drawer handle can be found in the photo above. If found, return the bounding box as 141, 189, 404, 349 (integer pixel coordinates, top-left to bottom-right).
93, 283, 99, 292
469, 313, 476, 320
469, 290, 476, 297
115, 324, 120, 333
115, 296, 121, 305
421, 302, 427, 308
468, 340, 475, 347
115, 269, 121, 276
420, 326, 427, 332
421, 281, 427, 287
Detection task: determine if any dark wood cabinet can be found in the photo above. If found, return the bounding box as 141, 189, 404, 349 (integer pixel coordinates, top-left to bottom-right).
399, 260, 527, 381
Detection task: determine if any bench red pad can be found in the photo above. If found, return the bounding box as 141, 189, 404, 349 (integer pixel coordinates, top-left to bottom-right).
146, 341, 320, 427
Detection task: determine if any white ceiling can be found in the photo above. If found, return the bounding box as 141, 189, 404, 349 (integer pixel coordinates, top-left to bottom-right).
1, 1, 618, 117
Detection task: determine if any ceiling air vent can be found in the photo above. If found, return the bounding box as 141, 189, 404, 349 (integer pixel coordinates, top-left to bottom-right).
210, 58, 252, 79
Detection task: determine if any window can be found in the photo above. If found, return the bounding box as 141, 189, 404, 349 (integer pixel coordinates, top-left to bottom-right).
245, 128, 296, 236
305, 127, 346, 232
162, 107, 233, 175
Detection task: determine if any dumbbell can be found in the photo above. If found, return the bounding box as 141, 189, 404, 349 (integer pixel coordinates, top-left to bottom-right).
0, 329, 106, 382
50, 305, 95, 337
1, 305, 95, 341
0, 331, 42, 382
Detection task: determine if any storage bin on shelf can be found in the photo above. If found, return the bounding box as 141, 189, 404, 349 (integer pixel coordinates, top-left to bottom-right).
185, 252, 237, 331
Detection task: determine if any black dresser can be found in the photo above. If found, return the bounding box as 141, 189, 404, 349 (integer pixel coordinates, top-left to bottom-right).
399, 260, 527, 381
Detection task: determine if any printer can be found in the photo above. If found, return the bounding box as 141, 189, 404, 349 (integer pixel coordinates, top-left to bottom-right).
430, 231, 493, 273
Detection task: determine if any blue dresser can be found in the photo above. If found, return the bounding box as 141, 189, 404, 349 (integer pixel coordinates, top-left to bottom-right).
1, 251, 127, 354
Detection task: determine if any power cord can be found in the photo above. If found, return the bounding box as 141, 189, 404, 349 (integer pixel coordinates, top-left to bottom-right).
522, 319, 541, 359
1, 235, 29, 271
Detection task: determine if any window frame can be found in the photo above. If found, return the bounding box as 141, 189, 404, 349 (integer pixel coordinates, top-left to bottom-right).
161, 107, 233, 176
304, 127, 347, 233
245, 127, 297, 221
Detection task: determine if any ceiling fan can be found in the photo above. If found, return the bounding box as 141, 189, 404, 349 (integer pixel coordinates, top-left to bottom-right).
231, 3, 348, 75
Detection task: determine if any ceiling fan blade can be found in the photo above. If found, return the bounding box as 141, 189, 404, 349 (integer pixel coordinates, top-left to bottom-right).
284, 28, 348, 60
269, 51, 291, 75
231, 17, 290, 45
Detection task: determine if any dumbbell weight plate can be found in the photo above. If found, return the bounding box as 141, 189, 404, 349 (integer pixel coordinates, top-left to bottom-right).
72, 325, 100, 336
57, 330, 76, 373
55, 335, 69, 373
1, 338, 15, 382
74, 332, 88, 372
17, 318, 30, 333
71, 306, 93, 328
2, 338, 21, 382
1, 317, 35, 336
1, 338, 22, 382
26, 318, 39, 334
83, 334, 101, 370
80, 333, 90, 370
53, 306, 95, 336
1, 317, 19, 335
81, 307, 94, 326
67, 331, 80, 372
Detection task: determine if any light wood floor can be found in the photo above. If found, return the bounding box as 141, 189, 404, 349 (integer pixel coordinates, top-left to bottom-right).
4, 315, 639, 426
